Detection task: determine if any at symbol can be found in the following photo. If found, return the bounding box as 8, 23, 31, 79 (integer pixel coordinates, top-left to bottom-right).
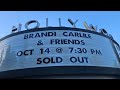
56, 47, 63, 53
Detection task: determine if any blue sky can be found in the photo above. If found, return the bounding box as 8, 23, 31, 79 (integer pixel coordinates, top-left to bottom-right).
0, 11, 119, 44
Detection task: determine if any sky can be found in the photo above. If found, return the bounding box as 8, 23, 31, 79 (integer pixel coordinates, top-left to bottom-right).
0, 11, 119, 44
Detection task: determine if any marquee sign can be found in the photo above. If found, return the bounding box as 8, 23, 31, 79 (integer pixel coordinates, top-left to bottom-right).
0, 28, 120, 72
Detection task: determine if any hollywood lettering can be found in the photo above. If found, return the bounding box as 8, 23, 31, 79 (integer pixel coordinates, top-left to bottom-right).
11, 18, 114, 40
